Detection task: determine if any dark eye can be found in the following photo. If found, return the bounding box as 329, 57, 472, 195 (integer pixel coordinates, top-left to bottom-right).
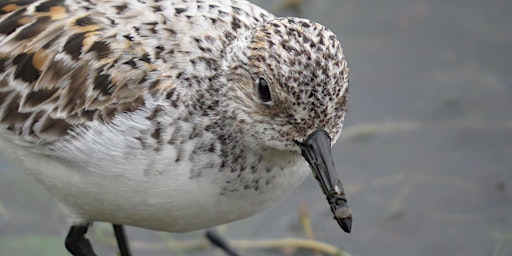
257, 78, 272, 102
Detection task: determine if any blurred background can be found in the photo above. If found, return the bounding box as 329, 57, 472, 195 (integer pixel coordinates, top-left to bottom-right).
1, 0, 511, 255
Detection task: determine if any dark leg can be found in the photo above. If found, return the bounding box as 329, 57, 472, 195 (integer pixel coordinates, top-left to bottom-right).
113, 224, 132, 256
65, 224, 97, 256
205, 229, 240, 256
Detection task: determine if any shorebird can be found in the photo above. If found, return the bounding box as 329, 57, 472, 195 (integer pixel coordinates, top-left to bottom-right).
0, 0, 352, 255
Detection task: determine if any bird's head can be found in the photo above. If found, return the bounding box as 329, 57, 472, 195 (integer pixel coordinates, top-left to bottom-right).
219, 17, 352, 232
221, 17, 349, 151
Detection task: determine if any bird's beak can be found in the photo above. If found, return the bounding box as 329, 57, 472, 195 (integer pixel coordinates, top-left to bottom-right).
295, 129, 352, 233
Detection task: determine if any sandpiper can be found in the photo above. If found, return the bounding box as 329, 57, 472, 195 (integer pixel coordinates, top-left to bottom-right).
0, 0, 352, 255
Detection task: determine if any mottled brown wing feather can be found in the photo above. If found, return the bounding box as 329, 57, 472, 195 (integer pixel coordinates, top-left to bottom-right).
0, 0, 148, 143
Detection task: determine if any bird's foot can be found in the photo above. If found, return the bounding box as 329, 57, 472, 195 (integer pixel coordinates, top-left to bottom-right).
65, 224, 97, 256
206, 229, 240, 256
113, 224, 132, 256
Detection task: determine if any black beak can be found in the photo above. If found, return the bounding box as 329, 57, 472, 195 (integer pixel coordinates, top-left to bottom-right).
295, 129, 352, 233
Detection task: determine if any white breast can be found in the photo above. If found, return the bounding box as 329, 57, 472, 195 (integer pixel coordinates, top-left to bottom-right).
0, 109, 310, 232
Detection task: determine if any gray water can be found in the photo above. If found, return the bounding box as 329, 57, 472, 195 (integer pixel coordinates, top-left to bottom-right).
1, 1, 511, 255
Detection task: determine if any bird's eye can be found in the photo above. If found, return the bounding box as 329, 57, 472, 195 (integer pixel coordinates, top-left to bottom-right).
257, 78, 272, 102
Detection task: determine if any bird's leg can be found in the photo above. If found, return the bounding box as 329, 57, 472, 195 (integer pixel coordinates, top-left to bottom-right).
113, 224, 132, 256
65, 224, 97, 256
205, 229, 240, 256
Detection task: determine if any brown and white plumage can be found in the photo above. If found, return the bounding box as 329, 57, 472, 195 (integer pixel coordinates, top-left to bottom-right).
0, 0, 278, 144
0, 0, 351, 255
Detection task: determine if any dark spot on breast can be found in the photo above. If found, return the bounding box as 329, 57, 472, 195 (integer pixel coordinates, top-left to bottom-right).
57, 64, 87, 115
175, 7, 187, 14
76, 109, 96, 122
165, 87, 175, 99
22, 88, 58, 108
123, 59, 137, 68
193, 140, 216, 156
151, 5, 162, 12
222, 30, 236, 42
188, 125, 202, 140
144, 80, 159, 93
35, 0, 64, 12
87, 41, 111, 59
154, 45, 164, 58
179, 113, 191, 123
123, 34, 133, 41
208, 143, 216, 152
260, 12, 269, 19
75, 16, 95, 26
0, 57, 8, 73
146, 106, 161, 122
99, 106, 118, 123
163, 28, 176, 37
94, 73, 114, 95
1, 94, 30, 125
13, 16, 50, 41
318, 34, 324, 45
151, 126, 162, 141
217, 10, 228, 17
42, 29, 64, 49
231, 6, 241, 14
12, 53, 40, 83
231, 16, 242, 30
175, 146, 183, 162
140, 53, 151, 63
170, 96, 179, 108
38, 117, 71, 137
28, 110, 45, 134
251, 165, 258, 174
114, 4, 128, 14
0, 8, 28, 35
134, 136, 145, 149
63, 32, 86, 60
197, 57, 218, 70
168, 125, 182, 145
143, 22, 158, 34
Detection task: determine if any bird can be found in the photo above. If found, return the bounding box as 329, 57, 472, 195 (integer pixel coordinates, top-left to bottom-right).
0, 0, 352, 255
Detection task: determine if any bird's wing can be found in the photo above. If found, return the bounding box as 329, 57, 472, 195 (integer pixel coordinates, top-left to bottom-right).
0, 0, 273, 146
0, 0, 166, 145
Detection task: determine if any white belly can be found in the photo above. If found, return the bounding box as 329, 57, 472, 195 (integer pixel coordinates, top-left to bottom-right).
0, 133, 310, 232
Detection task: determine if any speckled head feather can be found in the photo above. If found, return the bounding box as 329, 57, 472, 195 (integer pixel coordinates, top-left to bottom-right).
220, 17, 349, 152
